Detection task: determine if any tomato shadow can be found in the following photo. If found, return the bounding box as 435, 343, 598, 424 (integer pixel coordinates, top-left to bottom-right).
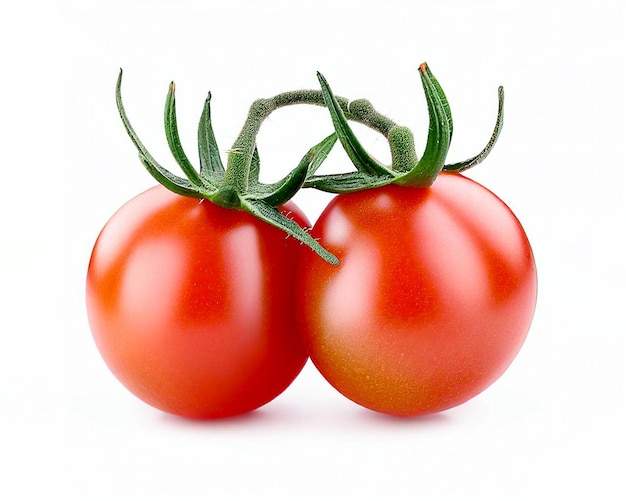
353, 407, 456, 427
152, 402, 462, 429
155, 407, 272, 429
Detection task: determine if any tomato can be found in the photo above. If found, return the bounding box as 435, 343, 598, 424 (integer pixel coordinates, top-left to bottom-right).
86, 185, 308, 419
296, 172, 537, 416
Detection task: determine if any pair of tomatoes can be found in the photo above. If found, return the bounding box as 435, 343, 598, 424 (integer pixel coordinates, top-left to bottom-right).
86, 171, 536, 419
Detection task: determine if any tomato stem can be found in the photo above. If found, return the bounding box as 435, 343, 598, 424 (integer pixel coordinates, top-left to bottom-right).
221, 90, 400, 199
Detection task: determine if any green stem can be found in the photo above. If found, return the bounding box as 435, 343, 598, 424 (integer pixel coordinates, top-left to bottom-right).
219, 89, 398, 207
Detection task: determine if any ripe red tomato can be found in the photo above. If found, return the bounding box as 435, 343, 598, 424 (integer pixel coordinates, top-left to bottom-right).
86, 185, 308, 419
296, 172, 537, 416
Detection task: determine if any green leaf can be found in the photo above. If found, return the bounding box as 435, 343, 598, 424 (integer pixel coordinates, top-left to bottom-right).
116, 70, 208, 198
164, 82, 204, 186
444, 86, 504, 172
242, 199, 339, 265
197, 92, 226, 184
317, 72, 393, 178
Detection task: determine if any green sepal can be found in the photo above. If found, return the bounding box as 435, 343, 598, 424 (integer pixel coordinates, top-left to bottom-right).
248, 133, 337, 206
444, 86, 504, 172
242, 199, 339, 265
305, 171, 394, 193
138, 154, 206, 198
424, 64, 453, 146
317, 72, 394, 179
164, 82, 205, 187
299, 132, 338, 178
197, 92, 226, 184
247, 152, 309, 207
394, 63, 452, 188
116, 70, 213, 199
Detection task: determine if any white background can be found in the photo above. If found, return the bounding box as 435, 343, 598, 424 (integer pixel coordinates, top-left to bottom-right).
1, 0, 624, 498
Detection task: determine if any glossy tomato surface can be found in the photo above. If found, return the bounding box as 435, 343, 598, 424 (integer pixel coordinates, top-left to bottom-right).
86, 185, 308, 419
296, 172, 537, 416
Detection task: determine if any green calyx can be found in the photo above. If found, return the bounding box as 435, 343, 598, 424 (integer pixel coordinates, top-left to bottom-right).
116, 70, 340, 264
116, 70, 402, 265
305, 63, 505, 193
115, 64, 503, 265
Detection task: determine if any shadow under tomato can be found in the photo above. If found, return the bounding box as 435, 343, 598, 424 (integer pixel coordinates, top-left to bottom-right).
155, 407, 271, 429
152, 401, 463, 429
353, 407, 457, 427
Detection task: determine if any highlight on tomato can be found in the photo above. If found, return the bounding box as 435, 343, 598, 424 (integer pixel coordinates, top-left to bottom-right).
296, 64, 537, 417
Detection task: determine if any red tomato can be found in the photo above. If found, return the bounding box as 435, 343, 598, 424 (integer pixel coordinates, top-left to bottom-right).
296, 172, 537, 416
86, 185, 308, 419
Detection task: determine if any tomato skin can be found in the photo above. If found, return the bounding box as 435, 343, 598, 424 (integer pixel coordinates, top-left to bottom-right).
296, 172, 537, 416
86, 185, 308, 419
